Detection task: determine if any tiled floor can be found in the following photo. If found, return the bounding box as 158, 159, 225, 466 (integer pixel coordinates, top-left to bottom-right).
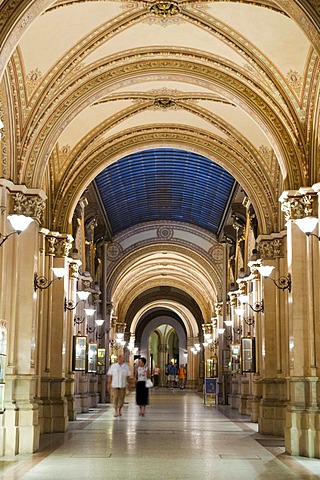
1, 389, 320, 479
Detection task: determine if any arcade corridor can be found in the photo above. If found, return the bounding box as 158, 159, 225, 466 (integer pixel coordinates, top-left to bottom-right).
1, 390, 319, 480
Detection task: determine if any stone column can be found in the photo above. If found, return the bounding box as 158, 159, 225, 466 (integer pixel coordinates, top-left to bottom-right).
38, 232, 73, 433
158, 343, 168, 386
256, 234, 288, 435
0, 181, 46, 454
65, 260, 82, 421
228, 291, 241, 409
280, 189, 320, 457
247, 257, 263, 423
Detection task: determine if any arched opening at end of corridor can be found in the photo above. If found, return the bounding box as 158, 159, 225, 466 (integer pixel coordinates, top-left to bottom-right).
134, 310, 190, 389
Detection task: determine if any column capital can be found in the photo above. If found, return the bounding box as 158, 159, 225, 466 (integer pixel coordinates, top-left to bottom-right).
0, 180, 46, 223
45, 232, 73, 257
279, 189, 318, 222
256, 232, 286, 259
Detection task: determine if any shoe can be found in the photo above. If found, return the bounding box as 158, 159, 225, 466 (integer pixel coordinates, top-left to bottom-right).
141, 413, 145, 417
114, 414, 119, 417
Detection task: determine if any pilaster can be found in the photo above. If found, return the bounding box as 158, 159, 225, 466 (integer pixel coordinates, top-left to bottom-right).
37, 231, 73, 433
280, 188, 320, 457
256, 232, 288, 435
0, 181, 46, 454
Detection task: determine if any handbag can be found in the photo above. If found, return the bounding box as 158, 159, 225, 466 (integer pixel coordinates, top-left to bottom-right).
145, 379, 153, 388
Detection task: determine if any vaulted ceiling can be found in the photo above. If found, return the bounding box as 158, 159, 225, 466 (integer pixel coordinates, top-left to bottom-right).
1, 0, 317, 240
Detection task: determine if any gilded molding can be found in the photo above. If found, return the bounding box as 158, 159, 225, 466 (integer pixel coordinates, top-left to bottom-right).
149, 1, 180, 18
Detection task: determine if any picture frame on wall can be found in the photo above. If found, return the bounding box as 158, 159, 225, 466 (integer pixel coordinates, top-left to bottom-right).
241, 336, 256, 373
72, 334, 87, 371
87, 342, 98, 373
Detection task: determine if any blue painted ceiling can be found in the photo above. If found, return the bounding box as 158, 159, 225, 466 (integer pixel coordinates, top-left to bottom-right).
94, 148, 237, 237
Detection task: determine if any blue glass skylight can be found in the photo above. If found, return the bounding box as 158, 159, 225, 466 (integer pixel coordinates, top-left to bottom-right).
95, 148, 237, 236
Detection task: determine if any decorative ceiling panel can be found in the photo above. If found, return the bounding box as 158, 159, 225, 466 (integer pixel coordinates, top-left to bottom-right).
94, 148, 237, 236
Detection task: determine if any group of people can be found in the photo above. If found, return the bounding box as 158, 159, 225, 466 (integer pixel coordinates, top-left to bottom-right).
165, 362, 187, 389
107, 356, 187, 418
107, 355, 151, 417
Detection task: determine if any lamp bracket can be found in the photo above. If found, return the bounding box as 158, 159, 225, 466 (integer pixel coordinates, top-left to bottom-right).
34, 274, 54, 291
271, 273, 291, 293
248, 300, 264, 313
0, 230, 18, 247
64, 298, 80, 311
244, 317, 255, 327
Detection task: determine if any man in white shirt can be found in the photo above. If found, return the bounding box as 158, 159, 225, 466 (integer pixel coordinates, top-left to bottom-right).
107, 354, 131, 417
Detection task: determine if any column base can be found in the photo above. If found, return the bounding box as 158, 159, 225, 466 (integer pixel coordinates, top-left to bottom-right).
285, 377, 320, 458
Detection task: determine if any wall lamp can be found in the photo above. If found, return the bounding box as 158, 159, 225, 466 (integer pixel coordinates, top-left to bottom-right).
87, 319, 104, 334
34, 267, 67, 291
257, 265, 291, 293
295, 217, 319, 239
238, 295, 264, 313
73, 308, 96, 325
0, 214, 33, 246
64, 290, 90, 311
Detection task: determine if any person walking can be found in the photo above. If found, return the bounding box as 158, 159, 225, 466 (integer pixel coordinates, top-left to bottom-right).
178, 364, 186, 389
107, 354, 131, 417
168, 361, 177, 389
135, 357, 150, 416
153, 364, 160, 388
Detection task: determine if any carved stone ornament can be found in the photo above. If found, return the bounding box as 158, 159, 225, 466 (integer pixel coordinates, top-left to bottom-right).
257, 239, 282, 259
157, 226, 173, 239
149, 1, 181, 17
280, 192, 317, 222
46, 233, 73, 257
106, 242, 123, 261
153, 98, 176, 109
214, 303, 222, 316
12, 192, 45, 223
229, 293, 237, 307
249, 264, 260, 280
69, 262, 80, 279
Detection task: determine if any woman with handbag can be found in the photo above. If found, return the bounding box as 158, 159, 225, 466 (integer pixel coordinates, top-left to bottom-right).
135, 357, 150, 416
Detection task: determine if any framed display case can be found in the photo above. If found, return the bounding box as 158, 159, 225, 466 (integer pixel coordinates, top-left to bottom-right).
72, 334, 87, 371
231, 344, 241, 373
97, 348, 106, 374
87, 342, 98, 373
241, 336, 256, 373
206, 355, 218, 378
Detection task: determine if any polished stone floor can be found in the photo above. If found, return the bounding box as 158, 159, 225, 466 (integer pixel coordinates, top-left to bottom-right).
1, 389, 320, 479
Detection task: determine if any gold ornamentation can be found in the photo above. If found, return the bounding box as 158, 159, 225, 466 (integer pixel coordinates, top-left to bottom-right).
257, 239, 282, 259
12, 192, 45, 223
153, 97, 176, 109
149, 1, 180, 18
46, 233, 73, 257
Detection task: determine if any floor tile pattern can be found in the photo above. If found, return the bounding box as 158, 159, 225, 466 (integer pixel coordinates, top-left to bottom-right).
1, 390, 320, 480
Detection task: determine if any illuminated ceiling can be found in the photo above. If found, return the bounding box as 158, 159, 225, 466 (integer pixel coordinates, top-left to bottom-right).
95, 148, 237, 236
